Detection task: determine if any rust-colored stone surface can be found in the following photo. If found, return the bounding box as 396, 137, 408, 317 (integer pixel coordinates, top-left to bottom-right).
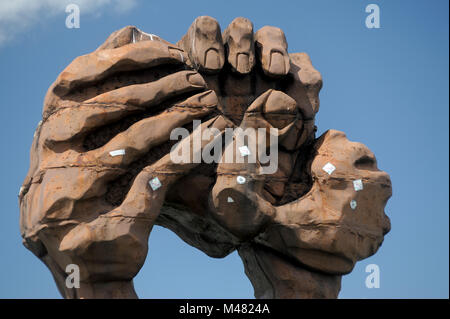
19, 16, 392, 299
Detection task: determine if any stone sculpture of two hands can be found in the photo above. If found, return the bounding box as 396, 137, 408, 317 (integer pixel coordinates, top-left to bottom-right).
19, 16, 392, 299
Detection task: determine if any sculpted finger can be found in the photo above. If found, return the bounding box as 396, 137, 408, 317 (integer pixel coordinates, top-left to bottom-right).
85, 70, 205, 107
211, 92, 282, 239
53, 40, 187, 96
40, 70, 206, 146
85, 90, 220, 166
223, 17, 255, 74
96, 26, 171, 51
287, 52, 322, 116
211, 173, 275, 240
40, 103, 140, 147
178, 16, 225, 73
243, 89, 304, 151
255, 26, 290, 77
210, 89, 312, 238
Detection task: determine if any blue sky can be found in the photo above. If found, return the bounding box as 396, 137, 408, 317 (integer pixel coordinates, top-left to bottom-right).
0, 0, 448, 298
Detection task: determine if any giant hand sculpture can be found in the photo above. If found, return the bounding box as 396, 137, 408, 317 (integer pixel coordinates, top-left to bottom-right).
19, 16, 392, 299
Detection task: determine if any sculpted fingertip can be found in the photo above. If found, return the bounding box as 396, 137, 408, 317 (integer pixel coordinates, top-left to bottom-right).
269, 52, 286, 75
204, 49, 222, 70
200, 90, 219, 107
168, 47, 187, 63
236, 53, 251, 73
188, 16, 225, 73
224, 17, 255, 74
186, 72, 206, 87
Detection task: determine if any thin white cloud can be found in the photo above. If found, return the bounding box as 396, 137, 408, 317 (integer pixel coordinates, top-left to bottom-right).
0, 0, 137, 46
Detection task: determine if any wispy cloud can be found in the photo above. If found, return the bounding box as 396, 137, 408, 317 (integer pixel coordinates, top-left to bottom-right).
0, 0, 137, 46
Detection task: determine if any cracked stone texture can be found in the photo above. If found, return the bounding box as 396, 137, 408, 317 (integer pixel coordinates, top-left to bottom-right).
19, 16, 392, 299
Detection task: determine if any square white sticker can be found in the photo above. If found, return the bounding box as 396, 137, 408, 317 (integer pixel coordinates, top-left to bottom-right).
238, 146, 251, 157
353, 179, 363, 191
109, 149, 126, 157
322, 162, 336, 175
149, 177, 162, 191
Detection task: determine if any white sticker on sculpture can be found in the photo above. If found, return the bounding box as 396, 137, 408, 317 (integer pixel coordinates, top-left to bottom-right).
109, 149, 126, 157
236, 176, 246, 184
227, 197, 234, 203
353, 179, 364, 191
322, 162, 336, 175
33, 120, 42, 138
18, 186, 24, 197
238, 145, 251, 157
350, 200, 357, 210
149, 177, 162, 191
